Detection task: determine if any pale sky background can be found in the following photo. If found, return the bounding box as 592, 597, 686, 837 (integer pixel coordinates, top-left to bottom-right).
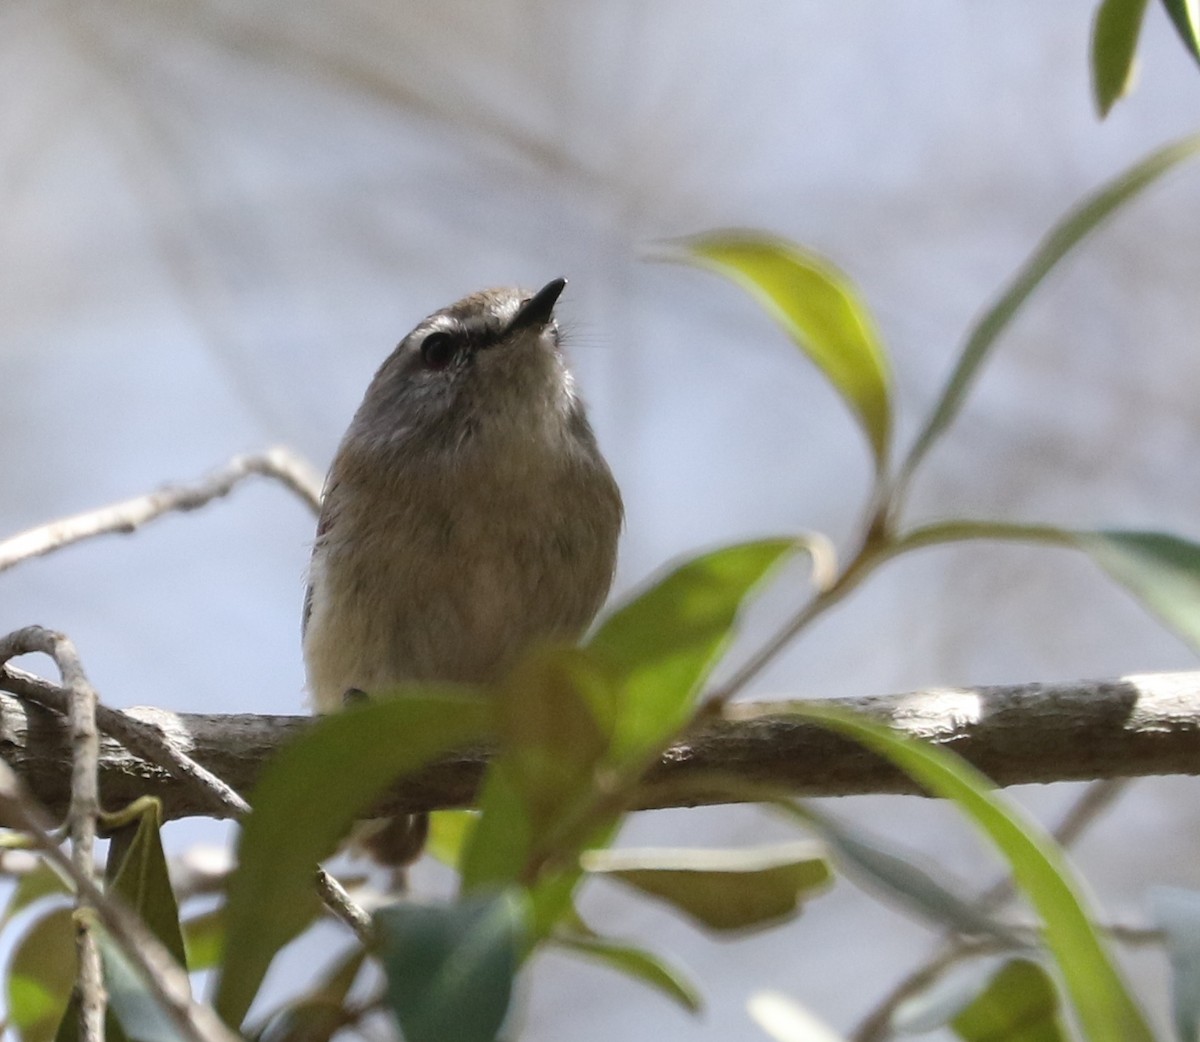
2, 2, 1200, 1039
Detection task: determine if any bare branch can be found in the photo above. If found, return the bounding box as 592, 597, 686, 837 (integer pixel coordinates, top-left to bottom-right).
2, 668, 1199, 821
0, 447, 322, 574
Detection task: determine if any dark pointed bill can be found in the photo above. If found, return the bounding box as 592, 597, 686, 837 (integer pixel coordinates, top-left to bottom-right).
511, 278, 567, 330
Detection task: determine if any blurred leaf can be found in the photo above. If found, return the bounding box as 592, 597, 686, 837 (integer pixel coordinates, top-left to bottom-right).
182, 908, 224, 973
375, 891, 527, 1042
791, 704, 1153, 1042
459, 769, 536, 896
427, 810, 478, 868
8, 907, 75, 1042
1079, 530, 1200, 651
1149, 886, 1200, 1042
781, 803, 1018, 944
663, 232, 892, 468
493, 647, 613, 845
1091, 0, 1150, 116
94, 929, 191, 1042
894, 957, 1065, 1039
215, 690, 492, 1029
1, 860, 70, 927
1161, 0, 1200, 63
459, 648, 613, 896
552, 926, 702, 1013
748, 992, 849, 1042
901, 134, 1200, 486
951, 959, 1066, 1041
253, 947, 367, 1042
590, 538, 801, 762
582, 843, 831, 932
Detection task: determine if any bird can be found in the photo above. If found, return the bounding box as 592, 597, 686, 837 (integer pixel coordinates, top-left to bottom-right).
302, 278, 623, 865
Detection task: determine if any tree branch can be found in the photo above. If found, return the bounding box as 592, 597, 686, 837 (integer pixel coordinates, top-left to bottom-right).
0, 447, 321, 574
2, 668, 1198, 822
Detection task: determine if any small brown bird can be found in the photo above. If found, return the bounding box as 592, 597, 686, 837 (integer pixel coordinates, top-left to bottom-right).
302, 279, 623, 864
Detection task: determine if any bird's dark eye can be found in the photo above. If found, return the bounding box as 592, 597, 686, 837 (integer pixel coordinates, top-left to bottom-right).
420, 331, 455, 370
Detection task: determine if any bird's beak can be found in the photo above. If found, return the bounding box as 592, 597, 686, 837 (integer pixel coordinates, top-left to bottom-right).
510, 278, 566, 331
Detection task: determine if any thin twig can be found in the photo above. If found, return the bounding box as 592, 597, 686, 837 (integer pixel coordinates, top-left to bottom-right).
0, 627, 107, 1041
0, 447, 322, 574
0, 758, 240, 1042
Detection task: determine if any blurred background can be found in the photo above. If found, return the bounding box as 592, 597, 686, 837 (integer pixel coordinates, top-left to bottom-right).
2, 1, 1200, 1037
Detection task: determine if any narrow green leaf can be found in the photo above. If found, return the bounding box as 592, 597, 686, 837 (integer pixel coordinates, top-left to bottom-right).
781, 804, 1019, 944
214, 690, 492, 1029
1091, 0, 1151, 116
182, 908, 224, 973
951, 959, 1066, 1041
1161, 0, 1200, 63
582, 843, 831, 932
590, 539, 801, 763
1149, 887, 1200, 1042
901, 134, 1200, 486
106, 800, 187, 967
375, 892, 526, 1042
553, 928, 703, 1014
790, 704, 1153, 1042
663, 232, 892, 468
8, 907, 75, 1042
1078, 530, 1200, 650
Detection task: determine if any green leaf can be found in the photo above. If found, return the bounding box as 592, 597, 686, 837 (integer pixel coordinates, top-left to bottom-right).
105, 800, 187, 967
8, 907, 75, 1042
459, 648, 614, 896
91, 930, 186, 1042
894, 957, 1066, 1040
662, 232, 892, 469
582, 843, 831, 932
590, 538, 801, 763
1078, 530, 1200, 651
182, 908, 224, 973
1091, 0, 1150, 116
1149, 887, 1200, 1042
901, 134, 1200, 487
375, 892, 527, 1042
214, 689, 493, 1029
790, 704, 1153, 1042
1161, 0, 1200, 64
952, 959, 1066, 1041
553, 927, 702, 1014
781, 804, 1019, 944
